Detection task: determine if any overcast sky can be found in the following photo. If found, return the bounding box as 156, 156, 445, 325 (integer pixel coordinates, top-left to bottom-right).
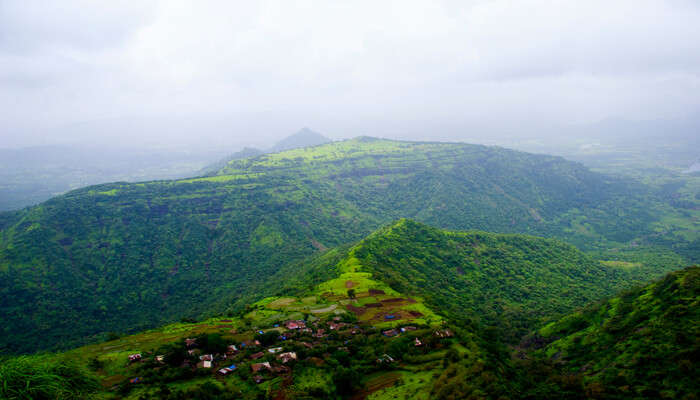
1, 0, 699, 149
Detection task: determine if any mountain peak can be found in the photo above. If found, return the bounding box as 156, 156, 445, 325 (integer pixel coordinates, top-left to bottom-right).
268, 128, 330, 153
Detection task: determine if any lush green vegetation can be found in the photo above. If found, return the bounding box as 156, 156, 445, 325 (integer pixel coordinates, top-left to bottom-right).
346, 219, 634, 340
3, 240, 513, 400
0, 355, 99, 399
0, 137, 695, 353
2, 220, 696, 399
528, 265, 699, 399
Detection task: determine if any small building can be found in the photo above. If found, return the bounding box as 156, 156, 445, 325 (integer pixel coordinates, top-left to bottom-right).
185, 338, 197, 348
242, 340, 262, 347
227, 344, 238, 353
285, 320, 306, 330
250, 351, 265, 360
313, 329, 326, 338
128, 353, 142, 362
401, 326, 417, 332
414, 338, 423, 346
196, 360, 213, 369
129, 377, 142, 384
199, 354, 213, 361
278, 352, 297, 363
218, 365, 236, 375
155, 355, 164, 363
251, 362, 271, 373
267, 347, 283, 354
382, 329, 399, 337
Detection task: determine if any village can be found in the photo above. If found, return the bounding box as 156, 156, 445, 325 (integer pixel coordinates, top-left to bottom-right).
124, 314, 455, 387
116, 285, 456, 394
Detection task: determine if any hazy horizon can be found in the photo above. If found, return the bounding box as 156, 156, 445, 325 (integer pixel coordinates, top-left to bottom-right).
2, 1, 699, 150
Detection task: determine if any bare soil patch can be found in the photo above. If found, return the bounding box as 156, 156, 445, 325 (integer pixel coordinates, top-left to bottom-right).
346, 304, 366, 315
350, 372, 402, 400
380, 297, 405, 303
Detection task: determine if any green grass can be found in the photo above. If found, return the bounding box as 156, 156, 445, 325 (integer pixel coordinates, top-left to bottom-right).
0, 355, 99, 399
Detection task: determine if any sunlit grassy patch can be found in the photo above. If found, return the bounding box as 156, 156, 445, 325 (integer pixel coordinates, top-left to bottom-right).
600, 260, 643, 269
177, 173, 263, 184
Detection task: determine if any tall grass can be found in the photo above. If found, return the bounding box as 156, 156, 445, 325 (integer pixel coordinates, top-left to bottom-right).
0, 355, 99, 399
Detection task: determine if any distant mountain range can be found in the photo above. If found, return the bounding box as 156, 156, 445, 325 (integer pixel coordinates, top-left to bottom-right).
267, 127, 331, 153
0, 128, 330, 212
0, 146, 227, 211
199, 127, 331, 175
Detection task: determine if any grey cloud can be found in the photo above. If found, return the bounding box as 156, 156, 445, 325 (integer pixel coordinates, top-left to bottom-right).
1, 0, 699, 149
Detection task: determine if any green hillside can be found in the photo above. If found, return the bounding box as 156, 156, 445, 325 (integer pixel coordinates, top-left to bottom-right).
0, 231, 490, 400
0, 138, 693, 353
530, 265, 699, 399
1, 222, 696, 399
343, 219, 630, 339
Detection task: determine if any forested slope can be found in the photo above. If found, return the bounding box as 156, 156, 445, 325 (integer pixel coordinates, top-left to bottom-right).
1, 221, 697, 399
532, 265, 699, 399
330, 219, 630, 339
0, 138, 690, 353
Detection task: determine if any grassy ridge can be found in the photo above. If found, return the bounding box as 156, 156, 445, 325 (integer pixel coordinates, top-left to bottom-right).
334, 219, 636, 339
